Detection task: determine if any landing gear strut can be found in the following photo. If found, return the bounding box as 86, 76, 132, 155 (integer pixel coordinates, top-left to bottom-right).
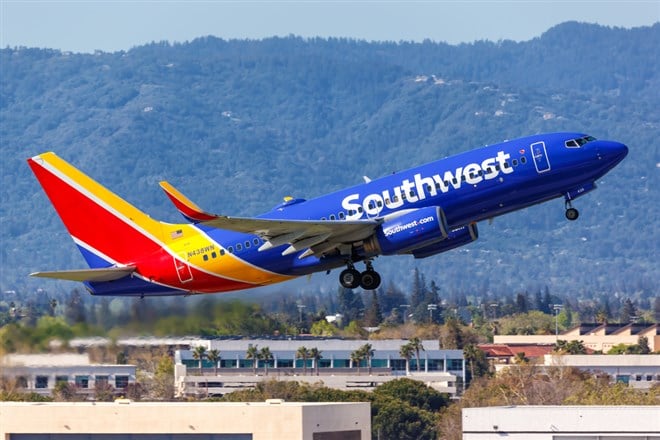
564, 199, 579, 221
339, 261, 382, 290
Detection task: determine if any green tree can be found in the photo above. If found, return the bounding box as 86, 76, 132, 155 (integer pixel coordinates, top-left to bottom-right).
309, 347, 323, 376
296, 346, 310, 375
152, 355, 175, 400
372, 397, 437, 440
309, 319, 338, 337
364, 290, 383, 326
463, 344, 489, 384
554, 339, 586, 354
259, 346, 273, 375
207, 349, 221, 375
408, 337, 425, 372
192, 345, 207, 369
374, 378, 449, 411
350, 348, 365, 375
246, 344, 259, 375
359, 343, 375, 374
399, 343, 414, 375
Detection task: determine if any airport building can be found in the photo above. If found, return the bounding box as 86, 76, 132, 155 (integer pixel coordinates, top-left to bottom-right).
0, 400, 371, 440
174, 339, 464, 398
462, 405, 660, 439
1, 353, 137, 397
493, 322, 659, 352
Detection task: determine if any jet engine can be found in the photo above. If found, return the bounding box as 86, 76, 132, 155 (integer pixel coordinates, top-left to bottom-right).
362, 206, 449, 256
411, 223, 478, 259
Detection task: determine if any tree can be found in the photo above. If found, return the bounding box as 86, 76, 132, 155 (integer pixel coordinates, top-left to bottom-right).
408, 337, 425, 372
463, 344, 490, 385
246, 344, 259, 375
350, 348, 365, 375
207, 349, 221, 375
620, 297, 637, 323
441, 317, 463, 349
359, 343, 375, 374
192, 345, 207, 370
364, 290, 383, 326
554, 339, 586, 354
399, 343, 414, 375
296, 346, 310, 375
259, 346, 273, 375
152, 355, 175, 400
309, 347, 323, 376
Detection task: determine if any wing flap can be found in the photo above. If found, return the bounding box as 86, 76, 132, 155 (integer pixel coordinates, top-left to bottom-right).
30, 266, 136, 282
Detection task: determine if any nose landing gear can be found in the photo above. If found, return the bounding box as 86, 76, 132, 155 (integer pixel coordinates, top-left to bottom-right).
565, 199, 579, 221
339, 261, 382, 290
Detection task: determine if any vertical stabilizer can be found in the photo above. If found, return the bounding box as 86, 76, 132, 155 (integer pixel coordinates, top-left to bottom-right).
27, 152, 164, 269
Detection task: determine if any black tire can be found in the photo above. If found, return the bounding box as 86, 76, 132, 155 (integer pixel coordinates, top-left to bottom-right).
339, 268, 361, 289
359, 270, 381, 290
565, 207, 579, 221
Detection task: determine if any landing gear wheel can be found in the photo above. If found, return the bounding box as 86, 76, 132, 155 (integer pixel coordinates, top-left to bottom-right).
359, 270, 381, 290
565, 207, 579, 221
339, 268, 361, 289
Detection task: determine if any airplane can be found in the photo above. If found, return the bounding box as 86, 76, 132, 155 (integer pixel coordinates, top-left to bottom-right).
27, 132, 628, 297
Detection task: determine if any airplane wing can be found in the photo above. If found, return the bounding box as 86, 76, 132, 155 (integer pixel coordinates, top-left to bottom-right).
160, 181, 381, 258
30, 266, 136, 282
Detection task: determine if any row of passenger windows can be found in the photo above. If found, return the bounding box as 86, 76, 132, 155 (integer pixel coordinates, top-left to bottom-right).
202, 237, 263, 260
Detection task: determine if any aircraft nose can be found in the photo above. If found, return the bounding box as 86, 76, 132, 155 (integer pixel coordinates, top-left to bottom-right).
597, 140, 628, 165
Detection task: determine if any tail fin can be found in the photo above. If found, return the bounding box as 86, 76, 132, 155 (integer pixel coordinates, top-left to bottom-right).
27, 152, 165, 269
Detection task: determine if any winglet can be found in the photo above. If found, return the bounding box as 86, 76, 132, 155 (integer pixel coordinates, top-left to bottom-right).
159, 181, 217, 222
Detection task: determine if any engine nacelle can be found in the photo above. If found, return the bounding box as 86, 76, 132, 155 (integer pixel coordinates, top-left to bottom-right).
411, 223, 479, 259
363, 206, 448, 256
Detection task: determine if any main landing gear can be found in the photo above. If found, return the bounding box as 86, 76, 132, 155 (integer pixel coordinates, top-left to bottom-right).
565, 199, 579, 221
339, 261, 382, 290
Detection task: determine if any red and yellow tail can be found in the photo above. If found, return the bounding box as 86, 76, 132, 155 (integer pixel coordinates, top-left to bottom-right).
27, 152, 165, 270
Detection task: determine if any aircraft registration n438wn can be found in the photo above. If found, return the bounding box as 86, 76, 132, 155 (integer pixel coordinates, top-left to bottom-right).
27, 132, 628, 297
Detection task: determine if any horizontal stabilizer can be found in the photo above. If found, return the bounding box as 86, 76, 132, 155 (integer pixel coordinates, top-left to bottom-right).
30, 266, 135, 282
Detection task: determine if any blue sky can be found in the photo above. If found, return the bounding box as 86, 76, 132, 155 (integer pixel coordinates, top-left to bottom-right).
1, 1, 658, 53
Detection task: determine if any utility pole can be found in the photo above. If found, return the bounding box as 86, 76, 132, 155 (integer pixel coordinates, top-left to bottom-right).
553, 304, 564, 341
427, 304, 437, 323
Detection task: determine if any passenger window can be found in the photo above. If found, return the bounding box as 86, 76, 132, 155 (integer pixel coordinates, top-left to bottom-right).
211, 252, 217, 258
512, 159, 518, 166
220, 249, 226, 256
228, 246, 234, 254
520, 157, 527, 164
245, 241, 250, 248
329, 214, 336, 220
377, 201, 383, 207
321, 217, 327, 220
253, 238, 260, 246
338, 212, 345, 219
203, 255, 209, 261
358, 207, 363, 213
236, 243, 242, 251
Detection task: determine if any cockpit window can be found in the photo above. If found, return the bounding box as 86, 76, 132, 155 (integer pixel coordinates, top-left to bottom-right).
565, 135, 597, 148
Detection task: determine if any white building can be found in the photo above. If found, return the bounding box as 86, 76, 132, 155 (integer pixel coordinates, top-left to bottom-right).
463, 406, 660, 439
1, 400, 371, 440
175, 339, 463, 398
1, 353, 137, 397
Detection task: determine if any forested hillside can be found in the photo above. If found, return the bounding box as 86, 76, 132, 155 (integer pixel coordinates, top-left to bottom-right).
1, 22, 658, 301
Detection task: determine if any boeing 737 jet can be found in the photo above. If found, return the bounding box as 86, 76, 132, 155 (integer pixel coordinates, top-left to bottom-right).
27, 132, 627, 296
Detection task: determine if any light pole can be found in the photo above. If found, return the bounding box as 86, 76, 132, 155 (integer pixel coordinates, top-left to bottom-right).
553, 304, 563, 340
400, 304, 410, 323
297, 304, 306, 324
427, 304, 437, 323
